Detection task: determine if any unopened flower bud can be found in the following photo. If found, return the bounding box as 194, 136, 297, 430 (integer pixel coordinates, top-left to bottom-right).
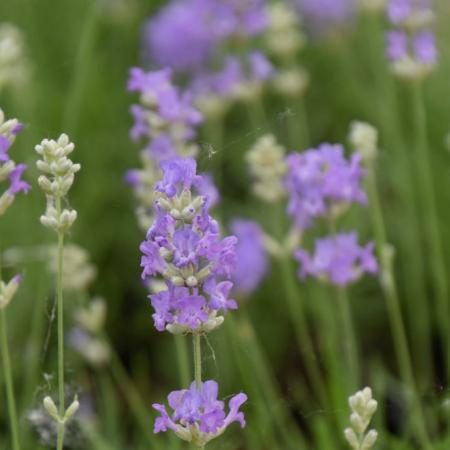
64, 397, 80, 421
361, 429, 378, 449
43, 396, 60, 422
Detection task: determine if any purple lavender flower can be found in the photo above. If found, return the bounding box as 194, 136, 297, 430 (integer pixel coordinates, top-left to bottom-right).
386, 0, 437, 76
230, 219, 268, 294
8, 164, 31, 194
155, 157, 198, 198
153, 380, 247, 445
413, 31, 437, 64
386, 30, 408, 61
295, 232, 378, 286
127, 67, 202, 146
142, 0, 268, 74
285, 143, 367, 230
141, 157, 237, 333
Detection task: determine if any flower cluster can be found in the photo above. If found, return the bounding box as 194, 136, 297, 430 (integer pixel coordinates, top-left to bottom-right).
126, 67, 205, 229
285, 143, 367, 230
246, 134, 287, 203
0, 109, 30, 215
344, 387, 378, 450
35, 134, 80, 233
386, 0, 437, 80
230, 219, 269, 295
140, 157, 237, 334
128, 67, 202, 159
153, 380, 247, 447
295, 233, 378, 286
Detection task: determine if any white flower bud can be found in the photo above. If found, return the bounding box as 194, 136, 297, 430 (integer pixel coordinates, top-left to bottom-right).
43, 396, 60, 422
64, 397, 80, 421
345, 387, 378, 449
349, 121, 378, 163
361, 429, 378, 449
246, 134, 287, 203
344, 428, 359, 450
0, 275, 21, 309
0, 191, 14, 216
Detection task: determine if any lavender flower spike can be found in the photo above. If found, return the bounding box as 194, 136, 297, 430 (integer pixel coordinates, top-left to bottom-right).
386, 0, 437, 80
295, 232, 378, 286
140, 157, 237, 334
153, 380, 247, 446
0, 109, 30, 215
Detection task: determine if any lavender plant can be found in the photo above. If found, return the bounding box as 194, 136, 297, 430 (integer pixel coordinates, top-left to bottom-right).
0, 109, 29, 450
140, 157, 247, 448
35, 134, 81, 450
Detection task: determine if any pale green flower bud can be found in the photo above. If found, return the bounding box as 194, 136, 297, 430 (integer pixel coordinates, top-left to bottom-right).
0, 275, 21, 309
344, 427, 359, 450
272, 67, 309, 98
74, 298, 107, 334
361, 430, 378, 449
349, 121, 378, 163
246, 134, 287, 203
43, 396, 60, 423
345, 387, 378, 449
64, 397, 80, 421
0, 24, 30, 90
0, 191, 14, 216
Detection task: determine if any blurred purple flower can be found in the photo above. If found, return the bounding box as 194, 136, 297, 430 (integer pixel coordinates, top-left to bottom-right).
295, 232, 378, 286
230, 219, 268, 294
386, 30, 408, 61
296, 0, 355, 33
414, 31, 437, 64
8, 163, 30, 194
143, 0, 268, 73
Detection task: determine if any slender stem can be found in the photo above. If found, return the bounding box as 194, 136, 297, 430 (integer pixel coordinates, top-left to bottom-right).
336, 287, 360, 389
278, 255, 327, 405
0, 309, 21, 450
193, 334, 202, 390
411, 82, 450, 378
365, 10, 432, 381
174, 335, 190, 387
56, 197, 65, 450
366, 166, 431, 448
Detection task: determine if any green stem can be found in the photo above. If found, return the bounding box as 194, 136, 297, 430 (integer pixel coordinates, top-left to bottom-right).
365, 10, 432, 381
411, 82, 450, 378
193, 334, 202, 390
366, 167, 431, 448
278, 255, 327, 405
56, 197, 65, 450
0, 309, 21, 450
336, 287, 360, 389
